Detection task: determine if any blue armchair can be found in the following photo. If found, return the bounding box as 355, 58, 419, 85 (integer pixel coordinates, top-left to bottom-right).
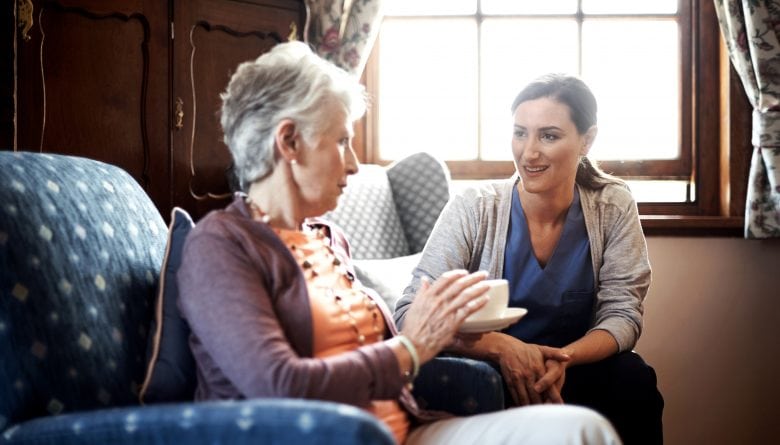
0, 151, 503, 444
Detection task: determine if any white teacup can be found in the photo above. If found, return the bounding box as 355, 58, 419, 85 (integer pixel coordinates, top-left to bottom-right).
465, 279, 509, 322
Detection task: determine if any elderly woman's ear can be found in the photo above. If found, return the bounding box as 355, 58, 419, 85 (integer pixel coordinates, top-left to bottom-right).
275, 118, 300, 164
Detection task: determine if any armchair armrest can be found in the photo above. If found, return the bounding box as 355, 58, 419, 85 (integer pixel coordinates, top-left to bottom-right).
412, 356, 506, 416
0, 399, 394, 445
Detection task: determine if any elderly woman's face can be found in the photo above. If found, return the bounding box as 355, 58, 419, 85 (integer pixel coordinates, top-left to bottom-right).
293, 102, 358, 216
511, 97, 589, 196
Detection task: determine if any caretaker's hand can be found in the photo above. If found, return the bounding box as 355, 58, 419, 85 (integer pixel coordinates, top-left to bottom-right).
537, 358, 568, 404
493, 338, 570, 405
447, 332, 484, 350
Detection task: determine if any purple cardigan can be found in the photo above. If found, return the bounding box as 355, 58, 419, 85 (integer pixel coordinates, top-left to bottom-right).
177, 196, 422, 414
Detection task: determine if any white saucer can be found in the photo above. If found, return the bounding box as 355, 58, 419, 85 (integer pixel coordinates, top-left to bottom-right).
458, 308, 528, 334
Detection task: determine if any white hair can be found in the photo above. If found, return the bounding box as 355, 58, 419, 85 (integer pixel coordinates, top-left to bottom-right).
220, 41, 366, 190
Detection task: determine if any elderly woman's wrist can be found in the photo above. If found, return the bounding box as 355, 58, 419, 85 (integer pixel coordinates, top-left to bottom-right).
395, 335, 420, 383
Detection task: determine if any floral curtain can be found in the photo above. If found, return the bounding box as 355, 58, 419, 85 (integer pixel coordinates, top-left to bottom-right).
304, 0, 384, 76
715, 0, 780, 238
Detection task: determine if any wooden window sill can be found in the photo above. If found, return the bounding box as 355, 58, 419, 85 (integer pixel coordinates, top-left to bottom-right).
640, 215, 744, 237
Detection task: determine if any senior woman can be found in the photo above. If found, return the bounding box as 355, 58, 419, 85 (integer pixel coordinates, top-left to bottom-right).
394, 74, 664, 444
176, 42, 620, 445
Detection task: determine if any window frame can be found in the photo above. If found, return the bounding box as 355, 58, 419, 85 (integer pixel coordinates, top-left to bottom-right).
353, 0, 749, 236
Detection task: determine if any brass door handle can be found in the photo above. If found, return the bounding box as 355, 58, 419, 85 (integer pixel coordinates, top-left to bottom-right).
18, 0, 33, 41
175, 97, 184, 130
288, 21, 297, 41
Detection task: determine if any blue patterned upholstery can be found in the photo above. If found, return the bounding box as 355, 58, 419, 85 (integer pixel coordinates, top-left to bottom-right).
0, 152, 166, 428
0, 152, 394, 444
413, 356, 505, 416
1, 399, 393, 445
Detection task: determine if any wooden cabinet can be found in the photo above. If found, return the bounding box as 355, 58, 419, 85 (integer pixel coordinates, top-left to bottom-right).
172, 0, 301, 217
11, 0, 171, 213
3, 0, 304, 220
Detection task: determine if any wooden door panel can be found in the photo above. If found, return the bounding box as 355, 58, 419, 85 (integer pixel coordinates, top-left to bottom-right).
15, 0, 169, 212
173, 0, 304, 219
187, 25, 279, 205
1, 4, 13, 148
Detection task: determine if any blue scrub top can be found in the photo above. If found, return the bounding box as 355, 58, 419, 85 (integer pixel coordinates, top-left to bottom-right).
502, 186, 595, 347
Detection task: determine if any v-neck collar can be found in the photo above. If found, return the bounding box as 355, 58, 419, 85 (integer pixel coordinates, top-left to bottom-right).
511, 186, 581, 273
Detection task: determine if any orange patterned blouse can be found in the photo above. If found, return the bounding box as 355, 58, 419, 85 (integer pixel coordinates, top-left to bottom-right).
276, 227, 410, 444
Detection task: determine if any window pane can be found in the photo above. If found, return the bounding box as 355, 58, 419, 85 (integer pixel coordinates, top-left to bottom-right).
581, 19, 679, 161
481, 0, 577, 15
480, 19, 579, 160
625, 180, 688, 203
582, 0, 677, 14
385, 0, 476, 16
377, 19, 478, 160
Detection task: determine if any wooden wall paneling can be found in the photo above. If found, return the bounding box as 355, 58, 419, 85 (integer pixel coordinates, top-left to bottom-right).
711, 1, 749, 220
352, 39, 376, 165
1, 3, 14, 148
726, 68, 752, 217
14, 0, 170, 213
693, 0, 721, 216
171, 0, 304, 220
6, 0, 304, 218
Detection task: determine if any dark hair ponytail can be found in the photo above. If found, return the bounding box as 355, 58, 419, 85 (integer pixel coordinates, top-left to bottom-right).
576, 156, 622, 190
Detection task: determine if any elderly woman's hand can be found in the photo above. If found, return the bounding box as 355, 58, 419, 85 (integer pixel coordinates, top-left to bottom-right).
400, 270, 490, 364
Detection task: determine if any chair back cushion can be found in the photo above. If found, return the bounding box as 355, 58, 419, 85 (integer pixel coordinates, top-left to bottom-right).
0, 152, 166, 429
386, 152, 450, 254
325, 164, 409, 259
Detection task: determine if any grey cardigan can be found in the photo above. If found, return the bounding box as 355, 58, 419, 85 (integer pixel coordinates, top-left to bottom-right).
394, 178, 651, 352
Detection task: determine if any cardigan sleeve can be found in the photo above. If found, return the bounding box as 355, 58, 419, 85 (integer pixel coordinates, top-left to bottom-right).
589, 189, 651, 351
394, 192, 479, 328
177, 217, 406, 405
